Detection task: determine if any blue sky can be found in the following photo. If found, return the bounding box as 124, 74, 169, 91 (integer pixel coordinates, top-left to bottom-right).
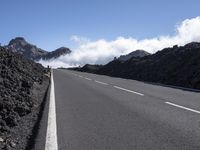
0, 0, 200, 51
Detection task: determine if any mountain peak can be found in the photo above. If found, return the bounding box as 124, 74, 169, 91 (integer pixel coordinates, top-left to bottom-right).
8, 37, 28, 46
57, 46, 68, 49
118, 50, 151, 61
42, 47, 71, 60
55, 47, 71, 52
14, 37, 26, 41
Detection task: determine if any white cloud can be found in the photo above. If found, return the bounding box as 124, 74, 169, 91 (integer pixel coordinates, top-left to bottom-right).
39, 16, 200, 68
70, 35, 90, 44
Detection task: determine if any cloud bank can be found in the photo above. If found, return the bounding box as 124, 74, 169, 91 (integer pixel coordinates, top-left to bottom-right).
39, 16, 200, 68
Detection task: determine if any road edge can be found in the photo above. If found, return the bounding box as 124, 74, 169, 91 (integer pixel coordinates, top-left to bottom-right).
45, 69, 58, 150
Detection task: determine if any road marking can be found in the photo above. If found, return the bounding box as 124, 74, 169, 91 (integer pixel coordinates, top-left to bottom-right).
84, 77, 92, 81
95, 80, 109, 85
113, 86, 144, 96
79, 75, 83, 78
71, 72, 78, 76
45, 70, 58, 150
71, 73, 77, 77
165, 102, 200, 114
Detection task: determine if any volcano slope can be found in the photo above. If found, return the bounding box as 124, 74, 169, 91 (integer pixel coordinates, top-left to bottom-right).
77, 42, 200, 90
0, 47, 50, 150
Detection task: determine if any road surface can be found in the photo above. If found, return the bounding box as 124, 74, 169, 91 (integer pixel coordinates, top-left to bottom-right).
42, 69, 200, 150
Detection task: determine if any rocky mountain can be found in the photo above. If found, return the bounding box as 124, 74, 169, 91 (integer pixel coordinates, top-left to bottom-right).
0, 46, 49, 149
5, 37, 71, 60
42, 47, 71, 60
118, 50, 150, 61
76, 42, 200, 89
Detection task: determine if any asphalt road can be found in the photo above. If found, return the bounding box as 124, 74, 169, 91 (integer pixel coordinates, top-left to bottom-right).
50, 69, 200, 150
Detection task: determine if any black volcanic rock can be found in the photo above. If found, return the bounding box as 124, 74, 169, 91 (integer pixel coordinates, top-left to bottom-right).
5, 37, 71, 61
0, 46, 49, 149
78, 64, 103, 73
78, 42, 200, 90
184, 42, 200, 49
118, 50, 150, 61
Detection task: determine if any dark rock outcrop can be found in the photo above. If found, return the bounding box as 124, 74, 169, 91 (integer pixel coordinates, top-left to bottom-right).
5, 37, 71, 61
77, 42, 200, 90
118, 50, 150, 61
77, 64, 103, 73
0, 46, 50, 149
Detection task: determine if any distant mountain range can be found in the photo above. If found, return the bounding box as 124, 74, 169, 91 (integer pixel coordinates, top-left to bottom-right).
118, 50, 150, 61
73, 42, 200, 89
4, 37, 71, 60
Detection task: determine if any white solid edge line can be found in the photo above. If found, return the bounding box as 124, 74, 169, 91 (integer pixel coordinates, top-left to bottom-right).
113, 86, 144, 96
165, 102, 200, 114
79, 75, 83, 78
45, 70, 58, 150
85, 77, 92, 80
95, 80, 109, 85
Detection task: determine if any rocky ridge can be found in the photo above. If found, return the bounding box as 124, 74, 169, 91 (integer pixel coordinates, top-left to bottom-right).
76, 42, 200, 90
5, 37, 71, 61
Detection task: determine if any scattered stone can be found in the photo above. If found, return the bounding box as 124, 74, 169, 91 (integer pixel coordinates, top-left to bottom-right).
10, 141, 16, 148
0, 137, 4, 142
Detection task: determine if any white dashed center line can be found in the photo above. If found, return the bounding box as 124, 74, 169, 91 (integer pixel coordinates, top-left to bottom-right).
165, 102, 200, 114
113, 86, 144, 96
95, 80, 109, 85
84, 77, 92, 81
72, 72, 200, 116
